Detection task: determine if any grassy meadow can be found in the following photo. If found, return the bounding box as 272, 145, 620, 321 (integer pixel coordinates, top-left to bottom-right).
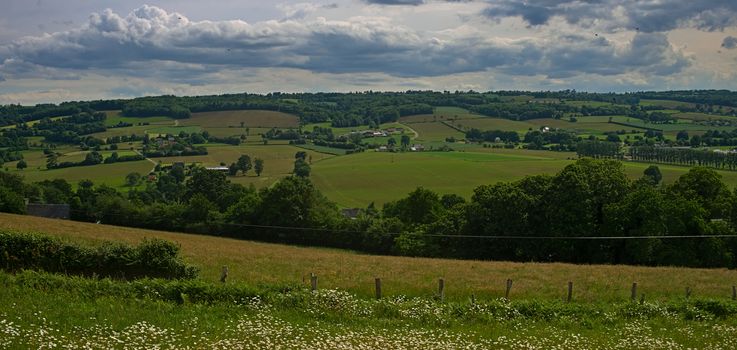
310, 149, 737, 207
3, 212, 737, 303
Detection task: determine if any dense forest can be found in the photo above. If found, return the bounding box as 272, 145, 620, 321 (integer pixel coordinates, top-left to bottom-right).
2, 159, 737, 268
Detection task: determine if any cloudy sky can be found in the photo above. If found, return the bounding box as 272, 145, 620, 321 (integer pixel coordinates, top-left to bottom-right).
1, 0, 736, 104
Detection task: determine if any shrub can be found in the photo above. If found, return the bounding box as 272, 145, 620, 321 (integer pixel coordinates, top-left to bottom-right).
0, 230, 198, 279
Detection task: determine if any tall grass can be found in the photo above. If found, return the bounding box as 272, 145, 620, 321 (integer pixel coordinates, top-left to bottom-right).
1, 214, 737, 303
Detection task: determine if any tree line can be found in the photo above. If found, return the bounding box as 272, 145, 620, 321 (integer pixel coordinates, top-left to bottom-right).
630, 146, 737, 170
2, 159, 737, 268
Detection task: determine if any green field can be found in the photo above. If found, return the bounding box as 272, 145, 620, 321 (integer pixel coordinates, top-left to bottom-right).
310, 149, 737, 207
11, 160, 153, 188
400, 106, 485, 124
452, 117, 536, 133
311, 151, 574, 207
610, 115, 736, 138
397, 122, 460, 142
146, 125, 203, 136
103, 110, 174, 126
151, 144, 334, 188
640, 99, 695, 109
673, 112, 737, 122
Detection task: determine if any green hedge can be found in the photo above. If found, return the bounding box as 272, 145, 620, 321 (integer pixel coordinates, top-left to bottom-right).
0, 230, 198, 280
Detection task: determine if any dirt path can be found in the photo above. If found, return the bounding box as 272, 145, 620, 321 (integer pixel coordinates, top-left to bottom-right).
398, 122, 420, 140
134, 150, 158, 173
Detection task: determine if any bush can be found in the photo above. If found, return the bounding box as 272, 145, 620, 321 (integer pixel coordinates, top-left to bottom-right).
0, 231, 198, 280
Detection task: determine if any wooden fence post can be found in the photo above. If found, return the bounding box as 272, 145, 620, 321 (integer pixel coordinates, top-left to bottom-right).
732, 285, 736, 301
438, 278, 445, 302
220, 266, 228, 283
567, 281, 573, 303
685, 287, 692, 299
375, 278, 382, 299
310, 273, 318, 292
505, 279, 513, 300
471, 293, 476, 305
631, 282, 637, 302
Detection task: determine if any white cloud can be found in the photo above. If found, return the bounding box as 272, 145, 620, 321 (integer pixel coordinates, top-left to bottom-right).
0, 5, 690, 80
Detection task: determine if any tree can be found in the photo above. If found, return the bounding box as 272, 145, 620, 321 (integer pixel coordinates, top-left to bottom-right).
643, 165, 662, 185
254, 158, 264, 176
295, 151, 307, 161
185, 167, 230, 207
46, 154, 58, 169
228, 162, 238, 176
257, 176, 339, 228
0, 172, 26, 214
294, 159, 311, 177
82, 151, 103, 165
670, 167, 731, 218
170, 166, 185, 183
690, 135, 702, 147
387, 137, 396, 148
16, 159, 27, 170
236, 155, 252, 176
184, 193, 217, 223
383, 187, 444, 226
401, 135, 411, 149
125, 172, 142, 187
676, 130, 689, 141
104, 152, 119, 164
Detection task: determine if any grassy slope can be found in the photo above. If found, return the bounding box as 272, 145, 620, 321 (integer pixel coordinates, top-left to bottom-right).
310, 149, 737, 207
1, 212, 736, 303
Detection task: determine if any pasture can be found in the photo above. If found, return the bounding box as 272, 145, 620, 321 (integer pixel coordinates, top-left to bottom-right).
527, 117, 635, 134
397, 122, 461, 142
450, 117, 536, 133
151, 144, 333, 188
399, 106, 484, 123
145, 125, 202, 136
673, 112, 737, 122
181, 110, 300, 128
11, 160, 153, 188
311, 150, 576, 207
102, 110, 174, 126
310, 149, 737, 208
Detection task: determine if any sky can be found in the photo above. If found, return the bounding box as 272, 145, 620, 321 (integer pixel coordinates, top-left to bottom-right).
1, 0, 736, 104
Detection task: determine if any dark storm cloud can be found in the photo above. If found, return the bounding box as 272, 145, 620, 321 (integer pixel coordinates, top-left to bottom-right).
0, 5, 690, 82
481, 0, 737, 32
723, 36, 737, 49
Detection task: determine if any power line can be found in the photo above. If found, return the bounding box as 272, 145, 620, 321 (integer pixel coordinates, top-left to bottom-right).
67, 209, 737, 241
